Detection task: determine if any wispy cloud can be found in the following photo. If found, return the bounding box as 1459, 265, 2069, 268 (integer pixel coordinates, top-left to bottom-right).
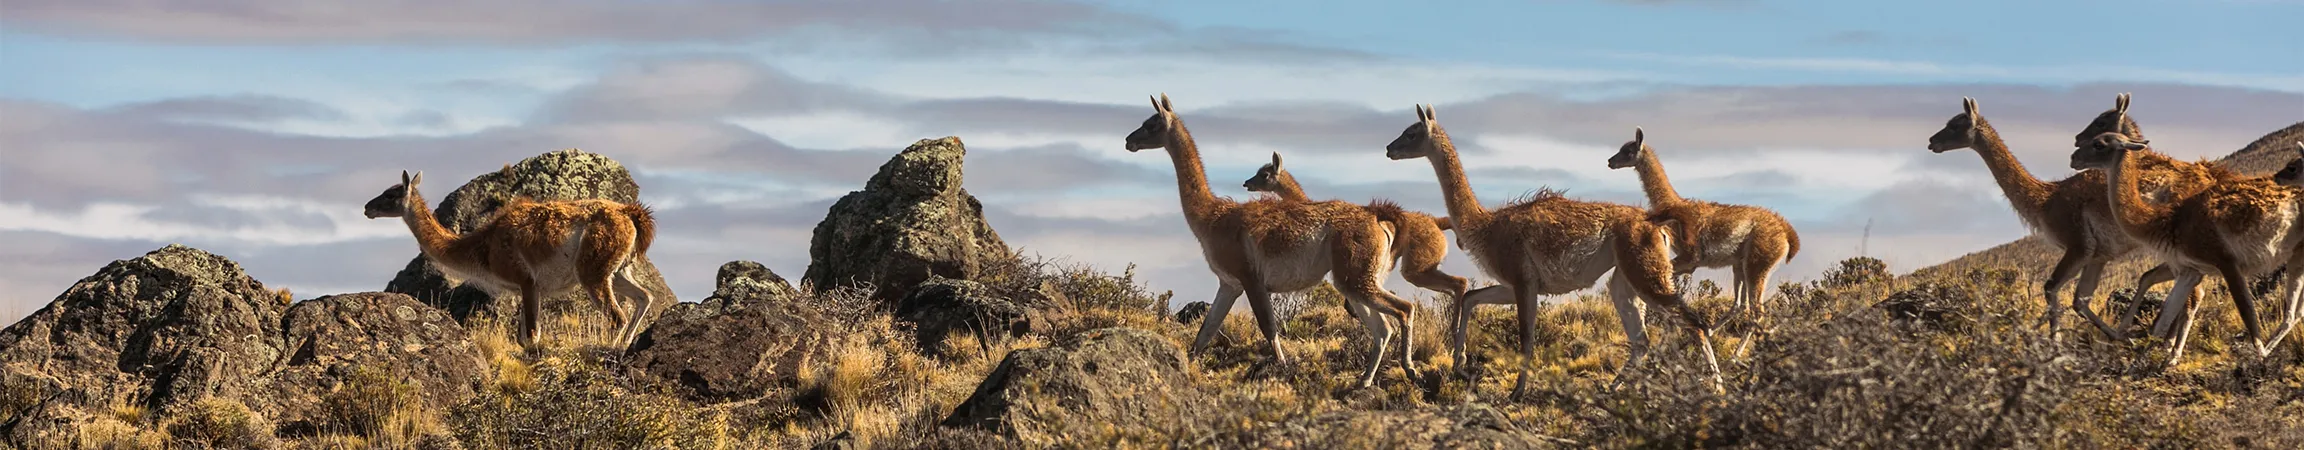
0, 0, 1157, 47
1599, 52, 2304, 92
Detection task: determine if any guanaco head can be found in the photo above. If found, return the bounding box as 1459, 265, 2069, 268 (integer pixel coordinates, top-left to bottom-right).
1385, 104, 1443, 160
1608, 127, 1651, 169
1926, 97, 1985, 153
1124, 94, 1178, 152
2075, 92, 2146, 148
1243, 152, 1291, 192
2068, 132, 2149, 170
2274, 142, 2304, 187
363, 170, 423, 219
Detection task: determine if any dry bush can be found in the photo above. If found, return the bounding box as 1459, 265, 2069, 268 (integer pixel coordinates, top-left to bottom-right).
315, 367, 445, 447
164, 397, 279, 449
447, 356, 727, 450
64, 416, 169, 450
1518, 258, 2304, 448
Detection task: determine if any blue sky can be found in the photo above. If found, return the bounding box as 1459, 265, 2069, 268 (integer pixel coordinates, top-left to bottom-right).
2, 0, 2300, 323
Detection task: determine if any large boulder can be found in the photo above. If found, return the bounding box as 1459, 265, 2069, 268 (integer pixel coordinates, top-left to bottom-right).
803, 137, 1011, 304
384, 148, 677, 324
252, 292, 483, 435
0, 245, 288, 444
624, 261, 822, 402
895, 277, 1042, 357
942, 328, 1199, 443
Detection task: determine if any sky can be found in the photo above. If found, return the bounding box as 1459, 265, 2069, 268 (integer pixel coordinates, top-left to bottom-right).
2, 0, 2301, 324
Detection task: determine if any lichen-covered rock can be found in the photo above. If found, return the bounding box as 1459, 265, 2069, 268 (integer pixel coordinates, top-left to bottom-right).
943, 328, 1198, 443
896, 277, 1042, 357
713, 260, 798, 301
803, 137, 1011, 304
625, 262, 822, 402
0, 245, 287, 445
1208, 404, 1551, 449
0, 246, 286, 409
383, 148, 677, 324
252, 292, 483, 434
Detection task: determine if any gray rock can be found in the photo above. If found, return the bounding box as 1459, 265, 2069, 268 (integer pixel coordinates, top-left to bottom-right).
383, 148, 677, 325
895, 277, 1042, 357
625, 263, 821, 402
942, 328, 1197, 444
254, 292, 483, 435
1175, 301, 1212, 325
0, 245, 288, 445
715, 260, 798, 301
803, 137, 1011, 304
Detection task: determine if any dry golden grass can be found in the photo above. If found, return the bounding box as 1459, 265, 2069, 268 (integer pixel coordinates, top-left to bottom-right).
66, 415, 169, 450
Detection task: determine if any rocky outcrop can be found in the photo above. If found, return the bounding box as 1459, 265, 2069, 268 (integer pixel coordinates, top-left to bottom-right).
1209, 404, 1552, 449
712, 260, 798, 301
943, 328, 1198, 443
0, 245, 288, 444
1175, 301, 1212, 325
803, 137, 1011, 304
625, 262, 823, 402
254, 292, 483, 434
384, 148, 677, 324
1876, 284, 1979, 333
895, 277, 1042, 357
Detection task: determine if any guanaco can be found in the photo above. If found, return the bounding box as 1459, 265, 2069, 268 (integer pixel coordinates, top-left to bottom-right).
1127, 94, 1421, 388
365, 170, 659, 350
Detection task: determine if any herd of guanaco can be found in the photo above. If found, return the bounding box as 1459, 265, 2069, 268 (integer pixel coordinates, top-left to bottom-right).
363, 91, 2304, 395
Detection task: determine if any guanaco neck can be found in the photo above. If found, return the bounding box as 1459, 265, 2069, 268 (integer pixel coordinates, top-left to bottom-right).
1422, 130, 1493, 226
399, 189, 469, 266
1270, 170, 1310, 202
1633, 150, 1685, 207
2103, 150, 2171, 242
1967, 120, 2054, 223
1160, 122, 1227, 224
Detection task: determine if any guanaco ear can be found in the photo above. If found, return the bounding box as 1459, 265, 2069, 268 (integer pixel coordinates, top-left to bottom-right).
2121, 140, 2150, 150
1159, 93, 1173, 112
410, 171, 423, 187
2294, 141, 2302, 155
1150, 95, 1161, 112
1634, 126, 1646, 148
400, 170, 412, 187
1962, 97, 1979, 117
1413, 104, 1426, 121
2116, 92, 2130, 113
1423, 104, 1436, 121
1270, 151, 1283, 168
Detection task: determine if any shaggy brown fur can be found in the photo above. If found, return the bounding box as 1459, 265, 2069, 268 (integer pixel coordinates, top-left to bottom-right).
1925, 96, 2227, 340
1243, 152, 1471, 320
2069, 132, 2304, 362
1386, 104, 1721, 395
2068, 93, 2282, 335
1607, 127, 1800, 326
364, 171, 659, 350
1127, 94, 1419, 388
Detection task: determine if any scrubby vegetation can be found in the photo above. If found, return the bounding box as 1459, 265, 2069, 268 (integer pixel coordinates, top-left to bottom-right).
28, 251, 2303, 449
